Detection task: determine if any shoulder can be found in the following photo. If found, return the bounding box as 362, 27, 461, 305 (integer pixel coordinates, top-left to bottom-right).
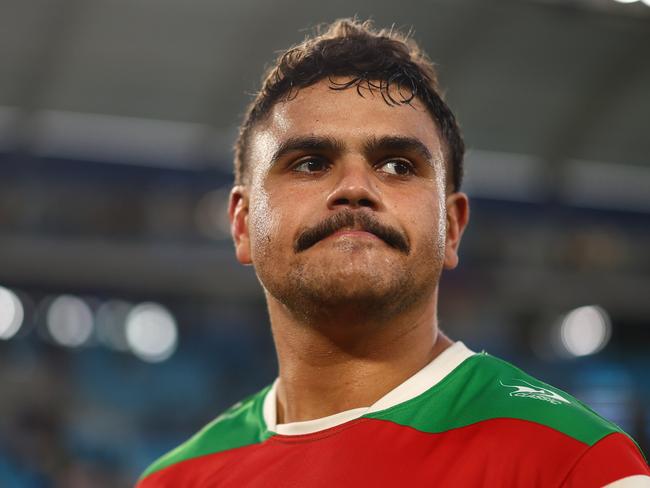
137, 385, 272, 485
369, 352, 649, 483
455, 353, 625, 445
371, 352, 626, 447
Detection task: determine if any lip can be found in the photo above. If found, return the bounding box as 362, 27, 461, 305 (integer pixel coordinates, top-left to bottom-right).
326, 229, 381, 240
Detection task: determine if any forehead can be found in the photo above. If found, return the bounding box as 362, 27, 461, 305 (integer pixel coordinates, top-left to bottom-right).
249, 79, 443, 169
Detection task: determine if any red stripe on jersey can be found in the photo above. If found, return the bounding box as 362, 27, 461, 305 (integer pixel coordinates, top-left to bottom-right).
138, 418, 648, 487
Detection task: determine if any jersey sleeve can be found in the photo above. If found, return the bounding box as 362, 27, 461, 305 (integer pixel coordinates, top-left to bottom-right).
561, 432, 650, 488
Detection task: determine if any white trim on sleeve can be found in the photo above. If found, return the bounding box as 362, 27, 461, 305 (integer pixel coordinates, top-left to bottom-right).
603, 475, 650, 488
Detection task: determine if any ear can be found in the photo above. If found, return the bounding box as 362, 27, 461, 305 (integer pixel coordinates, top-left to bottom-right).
228, 185, 252, 265
443, 192, 470, 270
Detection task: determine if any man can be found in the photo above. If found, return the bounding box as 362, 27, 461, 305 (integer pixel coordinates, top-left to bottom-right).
138, 19, 649, 487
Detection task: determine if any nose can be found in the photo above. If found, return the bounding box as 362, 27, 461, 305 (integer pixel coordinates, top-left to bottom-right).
326, 161, 382, 211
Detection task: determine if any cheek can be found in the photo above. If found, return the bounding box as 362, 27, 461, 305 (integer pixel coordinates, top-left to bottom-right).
430, 147, 448, 242
420, 209, 446, 254
407, 207, 445, 270
392, 187, 446, 252
248, 187, 292, 260
248, 191, 274, 258
427, 199, 447, 256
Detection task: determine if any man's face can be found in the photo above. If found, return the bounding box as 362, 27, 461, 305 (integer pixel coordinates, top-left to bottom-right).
230, 79, 468, 320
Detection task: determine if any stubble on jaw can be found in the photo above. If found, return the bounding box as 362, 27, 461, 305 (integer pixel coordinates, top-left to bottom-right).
257, 232, 444, 328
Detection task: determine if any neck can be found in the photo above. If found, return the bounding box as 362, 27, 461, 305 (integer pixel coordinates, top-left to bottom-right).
267, 292, 452, 424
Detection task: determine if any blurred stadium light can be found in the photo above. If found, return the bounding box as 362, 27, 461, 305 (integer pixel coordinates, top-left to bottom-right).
125, 302, 178, 363
613, 0, 650, 6
46, 295, 94, 348
95, 299, 132, 352
0, 286, 24, 340
559, 305, 612, 358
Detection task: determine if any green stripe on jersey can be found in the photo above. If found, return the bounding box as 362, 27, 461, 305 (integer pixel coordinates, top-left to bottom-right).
140, 386, 272, 479
365, 353, 623, 446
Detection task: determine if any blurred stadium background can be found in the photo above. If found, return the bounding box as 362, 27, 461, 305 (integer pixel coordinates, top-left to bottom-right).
1, 0, 649, 486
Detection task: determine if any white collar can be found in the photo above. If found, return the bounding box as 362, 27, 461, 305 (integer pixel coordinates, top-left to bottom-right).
263, 341, 476, 436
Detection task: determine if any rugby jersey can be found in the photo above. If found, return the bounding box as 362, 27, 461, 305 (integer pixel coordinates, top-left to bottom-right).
138, 342, 650, 487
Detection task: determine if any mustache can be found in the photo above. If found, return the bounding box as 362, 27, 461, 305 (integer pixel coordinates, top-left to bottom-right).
294, 210, 410, 254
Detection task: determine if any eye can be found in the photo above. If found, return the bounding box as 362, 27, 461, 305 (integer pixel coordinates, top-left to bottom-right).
378, 159, 414, 176
292, 158, 328, 173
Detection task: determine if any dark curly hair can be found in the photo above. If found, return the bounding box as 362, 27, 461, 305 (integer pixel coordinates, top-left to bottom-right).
234, 18, 465, 193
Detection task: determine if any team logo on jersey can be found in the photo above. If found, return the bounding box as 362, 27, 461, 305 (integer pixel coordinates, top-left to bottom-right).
499, 380, 571, 405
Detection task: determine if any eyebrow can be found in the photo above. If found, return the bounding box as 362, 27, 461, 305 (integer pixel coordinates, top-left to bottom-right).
268, 134, 434, 167
269, 136, 345, 166
362, 135, 433, 162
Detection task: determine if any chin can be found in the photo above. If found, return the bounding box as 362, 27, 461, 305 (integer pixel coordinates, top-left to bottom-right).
275, 262, 414, 318
310, 259, 396, 291
256, 250, 440, 320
